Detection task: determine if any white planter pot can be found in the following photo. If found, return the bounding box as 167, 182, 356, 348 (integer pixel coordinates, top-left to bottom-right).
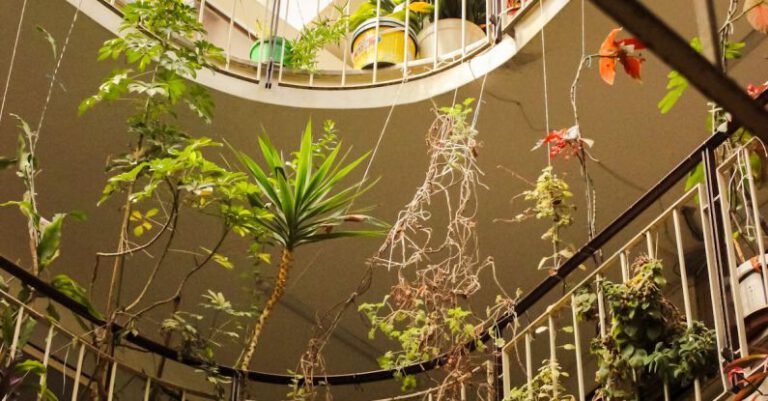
416, 19, 485, 59
738, 255, 768, 317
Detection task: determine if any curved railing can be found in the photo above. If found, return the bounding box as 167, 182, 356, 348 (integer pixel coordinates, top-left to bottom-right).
62, 0, 571, 108
0, 287, 221, 400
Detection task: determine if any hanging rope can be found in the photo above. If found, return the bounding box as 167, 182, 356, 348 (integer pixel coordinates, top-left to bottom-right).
539, 3, 551, 165
263, 0, 283, 88
0, 0, 30, 129
355, 78, 407, 195
36, 0, 84, 136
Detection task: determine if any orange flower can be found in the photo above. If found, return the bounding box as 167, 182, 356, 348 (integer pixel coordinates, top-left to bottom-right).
745, 0, 768, 34
599, 28, 646, 85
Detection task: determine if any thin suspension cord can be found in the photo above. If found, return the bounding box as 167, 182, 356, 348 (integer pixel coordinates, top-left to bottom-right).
471, 74, 488, 130
37, 0, 84, 136
580, 0, 585, 58
539, 3, 551, 165
0, 0, 30, 129
350, 79, 407, 211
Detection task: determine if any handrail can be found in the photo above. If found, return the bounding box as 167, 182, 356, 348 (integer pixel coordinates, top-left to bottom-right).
1, 93, 764, 387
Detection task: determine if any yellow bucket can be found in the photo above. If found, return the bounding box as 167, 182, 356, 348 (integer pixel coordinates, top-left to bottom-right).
351, 17, 417, 70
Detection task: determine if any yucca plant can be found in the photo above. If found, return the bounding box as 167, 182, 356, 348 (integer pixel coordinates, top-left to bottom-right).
236, 120, 385, 369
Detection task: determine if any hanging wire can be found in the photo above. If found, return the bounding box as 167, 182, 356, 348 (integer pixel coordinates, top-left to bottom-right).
0, 0, 30, 129
37, 0, 85, 136
539, 1, 551, 165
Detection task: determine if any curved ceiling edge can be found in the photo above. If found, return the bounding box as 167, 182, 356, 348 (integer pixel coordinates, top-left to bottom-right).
63, 0, 570, 109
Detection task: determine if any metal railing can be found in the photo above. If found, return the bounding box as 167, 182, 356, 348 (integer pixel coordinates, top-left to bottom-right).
498, 139, 768, 401
0, 288, 221, 400
96, 0, 549, 88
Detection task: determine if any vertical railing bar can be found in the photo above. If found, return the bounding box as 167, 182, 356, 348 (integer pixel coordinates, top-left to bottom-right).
525, 332, 533, 400
485, 0, 491, 43
460, 383, 466, 401
107, 360, 118, 401
501, 346, 511, 399
596, 275, 607, 338
663, 383, 670, 401
673, 208, 702, 401
8, 308, 24, 358
432, 0, 439, 68
485, 360, 494, 401
571, 296, 586, 401
277, 0, 289, 84
461, 0, 466, 58
619, 250, 629, 282
716, 166, 750, 353
144, 378, 152, 401
341, 0, 349, 85
673, 209, 695, 324
645, 230, 655, 259
310, 0, 321, 86
372, 0, 382, 83
225, 0, 237, 70
71, 344, 86, 401
548, 315, 558, 399
256, 0, 269, 81
698, 183, 733, 391
181, 390, 187, 401
37, 325, 55, 400
41, 325, 55, 367
198, 0, 207, 31
402, 0, 410, 80
743, 148, 768, 299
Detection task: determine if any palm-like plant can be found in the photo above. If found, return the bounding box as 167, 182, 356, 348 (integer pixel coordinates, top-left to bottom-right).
236, 121, 384, 369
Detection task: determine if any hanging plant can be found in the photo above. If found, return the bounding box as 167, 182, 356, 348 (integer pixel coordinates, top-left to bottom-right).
355, 99, 516, 400
507, 165, 576, 274
575, 256, 718, 401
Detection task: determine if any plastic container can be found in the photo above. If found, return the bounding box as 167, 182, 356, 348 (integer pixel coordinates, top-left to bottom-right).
250, 37, 292, 65
416, 18, 485, 59
738, 255, 768, 316
351, 17, 417, 70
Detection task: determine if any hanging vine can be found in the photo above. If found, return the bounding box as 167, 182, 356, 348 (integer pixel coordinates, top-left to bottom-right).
347, 99, 517, 401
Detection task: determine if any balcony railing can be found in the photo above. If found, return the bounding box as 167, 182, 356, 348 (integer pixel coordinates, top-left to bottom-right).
497, 135, 768, 401
61, 0, 572, 108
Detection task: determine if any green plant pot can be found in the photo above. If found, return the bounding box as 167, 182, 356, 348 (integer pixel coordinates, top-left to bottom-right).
250, 37, 292, 65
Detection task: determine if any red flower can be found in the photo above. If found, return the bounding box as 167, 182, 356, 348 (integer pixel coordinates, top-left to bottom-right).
599, 28, 646, 85
532, 126, 594, 159
747, 83, 768, 99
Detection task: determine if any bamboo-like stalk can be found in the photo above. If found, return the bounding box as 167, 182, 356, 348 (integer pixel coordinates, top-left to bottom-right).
239, 248, 293, 370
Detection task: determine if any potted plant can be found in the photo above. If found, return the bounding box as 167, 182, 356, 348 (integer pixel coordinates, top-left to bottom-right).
287, 6, 348, 72
250, 22, 293, 66
574, 256, 718, 400
416, 0, 486, 59
348, 0, 431, 69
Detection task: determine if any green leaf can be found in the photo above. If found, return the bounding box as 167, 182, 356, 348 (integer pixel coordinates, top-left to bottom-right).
51, 274, 103, 319
36, 25, 58, 60
212, 253, 234, 270
37, 213, 67, 271
0, 156, 17, 170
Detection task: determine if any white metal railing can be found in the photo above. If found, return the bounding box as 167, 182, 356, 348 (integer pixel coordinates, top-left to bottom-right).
500, 144, 768, 401
0, 288, 221, 400
87, 0, 542, 89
